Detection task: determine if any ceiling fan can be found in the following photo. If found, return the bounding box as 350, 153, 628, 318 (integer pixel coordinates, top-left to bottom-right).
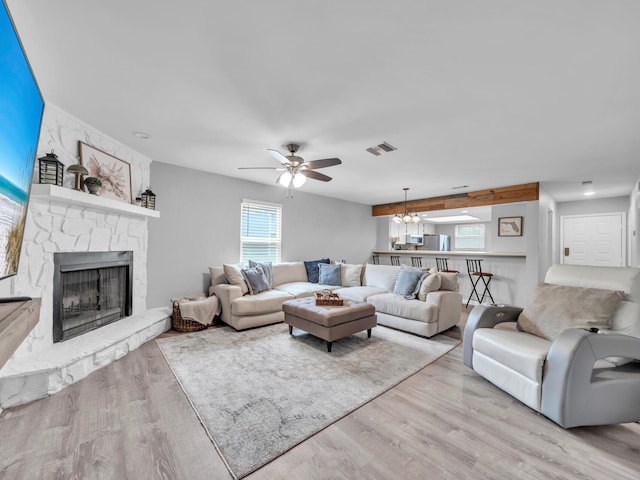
239, 143, 342, 190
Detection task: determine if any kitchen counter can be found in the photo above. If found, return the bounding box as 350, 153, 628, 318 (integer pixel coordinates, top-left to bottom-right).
370, 250, 529, 307
372, 250, 526, 258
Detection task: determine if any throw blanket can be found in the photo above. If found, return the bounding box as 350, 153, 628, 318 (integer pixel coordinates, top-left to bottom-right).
172, 294, 220, 325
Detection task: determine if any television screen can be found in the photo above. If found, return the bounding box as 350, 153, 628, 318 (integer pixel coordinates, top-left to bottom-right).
0, 1, 44, 281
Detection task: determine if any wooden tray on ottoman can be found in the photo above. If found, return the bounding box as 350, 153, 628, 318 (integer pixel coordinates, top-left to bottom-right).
315, 291, 344, 306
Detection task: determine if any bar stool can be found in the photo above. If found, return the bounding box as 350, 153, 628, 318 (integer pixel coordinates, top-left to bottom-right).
436, 257, 458, 273
411, 256, 422, 267
465, 259, 494, 307
390, 255, 401, 266
371, 254, 380, 265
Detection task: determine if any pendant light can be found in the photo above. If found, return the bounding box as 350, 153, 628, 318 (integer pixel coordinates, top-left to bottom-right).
392, 188, 421, 224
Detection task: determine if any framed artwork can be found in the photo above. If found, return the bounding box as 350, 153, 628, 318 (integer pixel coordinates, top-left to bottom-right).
78, 141, 132, 204
498, 216, 523, 237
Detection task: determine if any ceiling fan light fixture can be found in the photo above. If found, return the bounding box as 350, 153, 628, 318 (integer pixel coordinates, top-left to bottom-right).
277, 171, 292, 187
292, 172, 306, 188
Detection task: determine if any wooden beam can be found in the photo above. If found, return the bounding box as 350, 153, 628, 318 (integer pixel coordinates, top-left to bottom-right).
371, 182, 539, 217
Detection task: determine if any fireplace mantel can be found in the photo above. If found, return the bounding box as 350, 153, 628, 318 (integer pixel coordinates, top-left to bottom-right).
30, 184, 160, 218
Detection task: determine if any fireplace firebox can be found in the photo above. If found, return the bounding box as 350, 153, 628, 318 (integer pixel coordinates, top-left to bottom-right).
53, 251, 133, 343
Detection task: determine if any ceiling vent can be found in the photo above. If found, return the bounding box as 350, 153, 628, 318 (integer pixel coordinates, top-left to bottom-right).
366, 141, 397, 156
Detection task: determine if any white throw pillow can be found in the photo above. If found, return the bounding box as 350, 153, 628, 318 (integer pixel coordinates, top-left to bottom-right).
223, 263, 249, 295
341, 263, 363, 287
418, 273, 442, 301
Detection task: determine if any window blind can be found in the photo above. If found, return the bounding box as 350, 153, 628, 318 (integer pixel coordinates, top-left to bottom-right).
454, 224, 485, 250
240, 200, 282, 263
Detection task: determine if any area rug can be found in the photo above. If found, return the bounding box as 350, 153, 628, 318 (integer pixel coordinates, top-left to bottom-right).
157, 323, 459, 479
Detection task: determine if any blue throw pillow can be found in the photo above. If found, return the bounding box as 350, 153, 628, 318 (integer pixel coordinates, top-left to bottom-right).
248, 260, 273, 288
393, 266, 427, 299
241, 266, 270, 295
318, 263, 342, 286
304, 258, 330, 283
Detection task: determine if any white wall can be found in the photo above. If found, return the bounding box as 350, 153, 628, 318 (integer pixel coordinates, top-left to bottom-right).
630, 178, 640, 267
146, 162, 377, 307
538, 186, 558, 275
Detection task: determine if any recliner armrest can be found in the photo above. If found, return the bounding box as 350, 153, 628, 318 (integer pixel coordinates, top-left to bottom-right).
463, 304, 523, 368
541, 328, 640, 427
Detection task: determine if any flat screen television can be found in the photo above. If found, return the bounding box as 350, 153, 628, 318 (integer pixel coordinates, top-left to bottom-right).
0, 0, 44, 281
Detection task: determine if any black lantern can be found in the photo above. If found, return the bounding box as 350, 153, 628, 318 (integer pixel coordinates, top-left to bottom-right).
141, 187, 156, 210
38, 150, 64, 186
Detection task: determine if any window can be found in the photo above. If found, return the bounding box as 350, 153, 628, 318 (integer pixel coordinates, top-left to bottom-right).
240, 200, 282, 263
455, 224, 485, 250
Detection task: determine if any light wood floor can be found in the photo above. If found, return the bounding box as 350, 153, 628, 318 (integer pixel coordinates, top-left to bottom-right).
1, 311, 639, 480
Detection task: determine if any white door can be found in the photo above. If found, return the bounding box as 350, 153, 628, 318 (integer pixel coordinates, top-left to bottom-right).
561, 213, 624, 266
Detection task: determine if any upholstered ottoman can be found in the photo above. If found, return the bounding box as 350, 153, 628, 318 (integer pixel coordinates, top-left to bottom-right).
282, 297, 377, 352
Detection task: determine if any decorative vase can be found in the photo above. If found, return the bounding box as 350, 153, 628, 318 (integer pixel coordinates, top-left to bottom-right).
86, 183, 100, 195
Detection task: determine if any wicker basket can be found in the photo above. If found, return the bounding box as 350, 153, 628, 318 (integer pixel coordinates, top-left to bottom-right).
172, 300, 209, 332
315, 291, 344, 306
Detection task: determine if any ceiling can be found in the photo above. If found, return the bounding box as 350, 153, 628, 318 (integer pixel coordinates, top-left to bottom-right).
7, 1, 640, 207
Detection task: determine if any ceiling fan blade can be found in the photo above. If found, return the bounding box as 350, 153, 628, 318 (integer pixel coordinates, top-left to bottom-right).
267, 148, 290, 165
302, 158, 341, 169
302, 170, 332, 182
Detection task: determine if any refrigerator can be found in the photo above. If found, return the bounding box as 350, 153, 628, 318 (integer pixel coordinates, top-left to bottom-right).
422, 234, 451, 251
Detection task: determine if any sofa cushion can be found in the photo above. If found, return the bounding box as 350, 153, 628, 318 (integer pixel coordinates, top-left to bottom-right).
436, 271, 459, 291
393, 266, 427, 299
241, 266, 270, 295
231, 289, 294, 315
418, 273, 441, 301
209, 266, 226, 286
334, 286, 388, 303
341, 263, 363, 287
472, 328, 552, 382
367, 293, 437, 323
272, 262, 308, 286
223, 263, 249, 295
363, 264, 401, 291
248, 260, 274, 288
319, 263, 342, 286
304, 258, 330, 283
275, 282, 340, 298
517, 282, 623, 341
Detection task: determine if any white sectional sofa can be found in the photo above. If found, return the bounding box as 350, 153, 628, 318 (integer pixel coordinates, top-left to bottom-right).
209, 262, 462, 337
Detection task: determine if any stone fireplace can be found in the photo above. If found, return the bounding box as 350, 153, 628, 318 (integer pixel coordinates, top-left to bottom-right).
0, 186, 170, 409
0, 104, 171, 409
53, 251, 133, 343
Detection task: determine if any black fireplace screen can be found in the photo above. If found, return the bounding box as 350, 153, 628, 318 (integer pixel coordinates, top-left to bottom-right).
53, 251, 132, 343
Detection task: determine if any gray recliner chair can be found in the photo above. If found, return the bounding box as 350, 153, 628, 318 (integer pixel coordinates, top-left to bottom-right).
463, 264, 640, 428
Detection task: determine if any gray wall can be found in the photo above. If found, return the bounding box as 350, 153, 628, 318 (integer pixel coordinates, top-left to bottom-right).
556, 196, 629, 217
147, 162, 377, 307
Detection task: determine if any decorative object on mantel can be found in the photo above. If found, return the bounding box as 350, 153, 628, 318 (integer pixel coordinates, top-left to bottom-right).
83, 176, 102, 195
498, 216, 523, 237
135, 197, 142, 207
67, 163, 89, 191
78, 141, 133, 204
38, 150, 64, 186
391, 187, 421, 224
140, 187, 156, 209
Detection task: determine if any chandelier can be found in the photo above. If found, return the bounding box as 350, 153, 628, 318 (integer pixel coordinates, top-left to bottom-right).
392, 187, 421, 224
